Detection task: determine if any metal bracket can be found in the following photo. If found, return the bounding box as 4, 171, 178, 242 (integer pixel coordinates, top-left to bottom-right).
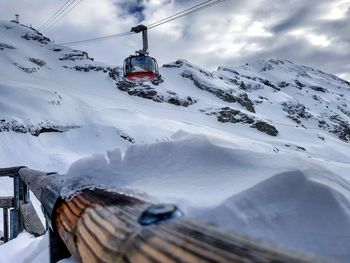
131, 24, 149, 55
138, 204, 183, 225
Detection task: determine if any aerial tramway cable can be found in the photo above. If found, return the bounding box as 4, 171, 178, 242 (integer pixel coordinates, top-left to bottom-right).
57, 0, 226, 46
147, 0, 226, 29
40, 0, 83, 33
39, 0, 72, 31
146, 0, 217, 28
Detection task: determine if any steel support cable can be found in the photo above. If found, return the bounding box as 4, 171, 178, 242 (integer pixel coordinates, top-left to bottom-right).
147, 0, 226, 29
39, 0, 73, 31
41, 0, 80, 32
43, 0, 83, 33
41, 0, 79, 32
58, 32, 135, 46
57, 0, 226, 46
146, 0, 216, 28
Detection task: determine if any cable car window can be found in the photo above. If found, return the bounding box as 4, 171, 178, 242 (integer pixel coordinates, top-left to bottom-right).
130, 56, 156, 73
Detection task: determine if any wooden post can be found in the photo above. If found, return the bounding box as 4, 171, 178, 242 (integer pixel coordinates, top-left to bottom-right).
3, 208, 8, 243
0, 197, 13, 243
19, 201, 46, 237
10, 176, 22, 239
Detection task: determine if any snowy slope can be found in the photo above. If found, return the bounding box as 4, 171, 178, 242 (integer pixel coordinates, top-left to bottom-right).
0, 20, 350, 262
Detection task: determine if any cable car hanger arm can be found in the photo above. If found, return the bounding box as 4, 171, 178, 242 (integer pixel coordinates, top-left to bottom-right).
131, 24, 149, 55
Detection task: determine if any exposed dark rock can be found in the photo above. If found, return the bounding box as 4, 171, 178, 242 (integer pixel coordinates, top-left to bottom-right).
261, 63, 273, 71
277, 82, 289, 88
51, 48, 62, 52
22, 33, 50, 44
312, 95, 321, 101
238, 93, 255, 113
162, 60, 184, 68
294, 80, 306, 89
68, 65, 108, 73
108, 67, 120, 80
204, 107, 278, 136
13, 63, 37, 73
209, 107, 255, 124
329, 115, 350, 142
261, 79, 280, 91
318, 135, 325, 141
217, 67, 240, 75
251, 121, 279, 136
282, 101, 312, 124
318, 120, 330, 129
181, 70, 255, 112
239, 81, 247, 90
116, 80, 197, 107
332, 123, 350, 142
0, 119, 80, 136
267, 59, 286, 65
0, 42, 15, 50
29, 58, 46, 67
59, 50, 93, 61
296, 146, 306, 151
31, 127, 63, 136
309, 86, 327, 93
338, 106, 350, 118
116, 129, 135, 143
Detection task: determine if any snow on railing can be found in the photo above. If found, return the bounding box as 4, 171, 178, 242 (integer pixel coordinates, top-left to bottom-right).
0, 167, 326, 263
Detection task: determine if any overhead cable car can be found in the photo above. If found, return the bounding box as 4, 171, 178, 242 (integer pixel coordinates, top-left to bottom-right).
123, 25, 160, 82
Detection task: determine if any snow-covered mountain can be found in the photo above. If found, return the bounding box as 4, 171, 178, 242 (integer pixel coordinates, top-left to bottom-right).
1, 20, 350, 262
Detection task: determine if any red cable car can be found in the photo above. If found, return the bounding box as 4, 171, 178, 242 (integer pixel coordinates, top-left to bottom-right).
123, 25, 160, 82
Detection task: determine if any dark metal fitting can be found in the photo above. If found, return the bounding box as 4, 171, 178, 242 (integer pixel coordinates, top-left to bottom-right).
138, 204, 183, 226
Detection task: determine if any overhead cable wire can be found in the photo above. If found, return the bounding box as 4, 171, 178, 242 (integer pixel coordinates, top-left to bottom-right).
146, 0, 216, 28
56, 0, 226, 46
58, 31, 135, 46
39, 0, 72, 31
42, 0, 83, 33
148, 0, 226, 29
41, 0, 78, 32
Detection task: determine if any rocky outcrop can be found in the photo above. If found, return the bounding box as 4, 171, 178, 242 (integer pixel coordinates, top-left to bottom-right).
13, 63, 37, 73
22, 32, 50, 44
59, 50, 93, 61
178, 66, 256, 112
0, 42, 15, 50
251, 121, 279, 136
0, 119, 80, 136
203, 107, 278, 136
116, 129, 135, 143
29, 58, 46, 67
282, 101, 312, 124
116, 80, 197, 107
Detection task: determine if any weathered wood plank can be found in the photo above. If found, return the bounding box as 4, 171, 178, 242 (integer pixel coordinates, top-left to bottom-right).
0, 197, 14, 208
0, 166, 25, 177
14, 168, 325, 263
54, 190, 325, 263
19, 201, 46, 237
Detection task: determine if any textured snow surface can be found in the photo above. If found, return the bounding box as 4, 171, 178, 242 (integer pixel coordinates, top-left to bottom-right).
0, 232, 75, 263
0, 20, 350, 262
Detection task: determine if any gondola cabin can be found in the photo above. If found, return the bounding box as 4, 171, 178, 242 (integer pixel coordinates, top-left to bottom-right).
123, 55, 159, 81
123, 24, 160, 82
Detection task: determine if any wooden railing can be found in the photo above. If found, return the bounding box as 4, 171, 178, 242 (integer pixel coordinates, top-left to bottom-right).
0, 167, 45, 242
0, 167, 325, 263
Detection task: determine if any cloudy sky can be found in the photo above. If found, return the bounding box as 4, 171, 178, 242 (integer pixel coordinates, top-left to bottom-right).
1, 0, 350, 79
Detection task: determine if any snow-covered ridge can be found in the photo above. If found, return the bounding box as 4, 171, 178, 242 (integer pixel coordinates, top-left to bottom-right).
1, 20, 349, 143
1, 20, 350, 262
